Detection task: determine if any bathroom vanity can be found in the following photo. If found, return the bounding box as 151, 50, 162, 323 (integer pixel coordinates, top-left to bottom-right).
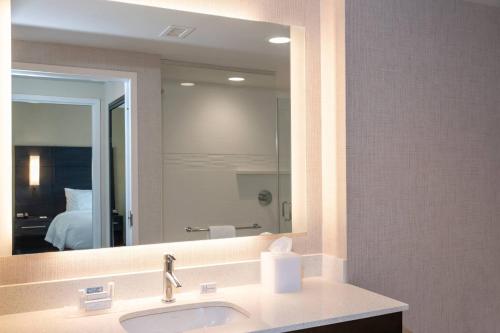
0, 277, 407, 333
0, 2, 408, 333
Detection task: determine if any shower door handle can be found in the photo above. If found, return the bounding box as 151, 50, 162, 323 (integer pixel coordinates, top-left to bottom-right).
281, 201, 292, 222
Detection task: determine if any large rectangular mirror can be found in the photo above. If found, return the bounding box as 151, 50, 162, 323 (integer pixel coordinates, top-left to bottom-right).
8, 0, 299, 255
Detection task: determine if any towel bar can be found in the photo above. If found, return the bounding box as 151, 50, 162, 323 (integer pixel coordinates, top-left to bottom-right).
185, 223, 262, 232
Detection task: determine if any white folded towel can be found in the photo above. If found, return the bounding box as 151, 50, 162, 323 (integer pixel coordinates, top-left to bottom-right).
208, 225, 236, 239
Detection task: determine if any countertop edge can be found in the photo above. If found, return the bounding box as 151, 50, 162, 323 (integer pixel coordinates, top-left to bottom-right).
253, 305, 409, 333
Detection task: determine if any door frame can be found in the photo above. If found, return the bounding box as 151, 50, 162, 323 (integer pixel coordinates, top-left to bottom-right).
11, 62, 138, 249
108, 94, 127, 247
11, 93, 102, 248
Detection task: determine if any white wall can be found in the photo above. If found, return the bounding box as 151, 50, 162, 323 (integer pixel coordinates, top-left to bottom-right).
12, 102, 92, 146
12, 76, 105, 147
13, 76, 105, 100
105, 81, 125, 106
163, 82, 277, 155
162, 80, 282, 241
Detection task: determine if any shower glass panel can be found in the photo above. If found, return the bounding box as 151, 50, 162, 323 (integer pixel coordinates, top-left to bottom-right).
161, 62, 290, 241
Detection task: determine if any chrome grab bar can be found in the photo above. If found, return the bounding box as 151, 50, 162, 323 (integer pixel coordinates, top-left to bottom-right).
185, 223, 262, 232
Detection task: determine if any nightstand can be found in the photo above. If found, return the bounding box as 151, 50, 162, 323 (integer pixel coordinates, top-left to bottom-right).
13, 216, 57, 254
112, 214, 124, 247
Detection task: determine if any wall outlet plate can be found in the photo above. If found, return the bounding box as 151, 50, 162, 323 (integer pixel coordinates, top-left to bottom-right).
79, 282, 115, 311
200, 282, 217, 294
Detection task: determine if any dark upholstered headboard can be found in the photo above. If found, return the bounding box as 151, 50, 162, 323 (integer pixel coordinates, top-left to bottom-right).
14, 146, 92, 218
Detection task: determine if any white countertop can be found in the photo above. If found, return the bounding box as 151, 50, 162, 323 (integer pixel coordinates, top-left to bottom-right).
0, 277, 408, 333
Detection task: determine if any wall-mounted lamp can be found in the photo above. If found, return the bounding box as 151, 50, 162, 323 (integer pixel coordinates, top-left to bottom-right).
29, 155, 40, 187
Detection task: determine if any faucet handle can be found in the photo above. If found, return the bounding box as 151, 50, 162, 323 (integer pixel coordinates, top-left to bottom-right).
164, 254, 176, 262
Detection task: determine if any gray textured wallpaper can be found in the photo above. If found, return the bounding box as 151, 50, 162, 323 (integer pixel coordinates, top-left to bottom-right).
346, 0, 500, 332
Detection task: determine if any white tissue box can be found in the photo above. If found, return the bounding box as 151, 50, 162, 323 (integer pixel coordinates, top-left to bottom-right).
260, 251, 302, 293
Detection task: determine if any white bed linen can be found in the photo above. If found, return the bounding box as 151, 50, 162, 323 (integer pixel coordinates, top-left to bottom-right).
45, 210, 93, 250
64, 188, 92, 211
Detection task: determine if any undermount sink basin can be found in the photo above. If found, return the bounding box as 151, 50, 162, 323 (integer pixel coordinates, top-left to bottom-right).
119, 301, 250, 333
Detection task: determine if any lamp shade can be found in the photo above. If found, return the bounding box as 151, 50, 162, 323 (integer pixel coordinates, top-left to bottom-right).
29, 155, 40, 186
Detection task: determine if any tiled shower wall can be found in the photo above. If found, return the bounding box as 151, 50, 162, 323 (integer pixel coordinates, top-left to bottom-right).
163, 153, 280, 241
346, 0, 500, 332
161, 80, 288, 242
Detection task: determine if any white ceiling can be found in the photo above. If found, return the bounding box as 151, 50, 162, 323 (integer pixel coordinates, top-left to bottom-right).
162, 63, 282, 90
11, 0, 290, 74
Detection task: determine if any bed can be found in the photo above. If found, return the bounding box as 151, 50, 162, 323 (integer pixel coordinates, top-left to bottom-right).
14, 146, 94, 252
45, 210, 93, 250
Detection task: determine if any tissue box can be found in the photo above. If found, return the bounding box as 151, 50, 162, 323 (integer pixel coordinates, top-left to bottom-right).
261, 251, 302, 293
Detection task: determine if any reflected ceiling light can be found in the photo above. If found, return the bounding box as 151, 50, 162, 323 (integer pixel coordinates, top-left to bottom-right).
268, 36, 290, 44
180, 82, 195, 86
228, 77, 245, 82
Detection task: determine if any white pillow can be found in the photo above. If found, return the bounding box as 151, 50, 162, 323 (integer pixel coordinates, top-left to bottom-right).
64, 188, 92, 211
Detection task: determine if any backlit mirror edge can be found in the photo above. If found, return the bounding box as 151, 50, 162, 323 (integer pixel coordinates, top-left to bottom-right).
290, 25, 307, 234
0, 0, 12, 257
0, 19, 307, 258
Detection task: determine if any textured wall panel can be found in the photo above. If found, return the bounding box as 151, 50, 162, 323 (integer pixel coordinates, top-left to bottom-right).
346, 0, 500, 332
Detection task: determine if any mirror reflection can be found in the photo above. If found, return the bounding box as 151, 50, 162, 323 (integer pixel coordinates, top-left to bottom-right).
10, 0, 292, 255
109, 96, 127, 247
162, 63, 291, 242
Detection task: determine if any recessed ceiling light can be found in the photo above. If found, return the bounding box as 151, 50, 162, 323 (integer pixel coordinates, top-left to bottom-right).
180, 82, 195, 86
228, 77, 245, 82
268, 36, 290, 44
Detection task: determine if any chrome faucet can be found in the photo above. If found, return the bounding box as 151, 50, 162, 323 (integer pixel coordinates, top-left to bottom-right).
162, 254, 182, 303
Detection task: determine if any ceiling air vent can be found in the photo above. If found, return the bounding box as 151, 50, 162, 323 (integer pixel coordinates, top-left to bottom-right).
159, 25, 195, 39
